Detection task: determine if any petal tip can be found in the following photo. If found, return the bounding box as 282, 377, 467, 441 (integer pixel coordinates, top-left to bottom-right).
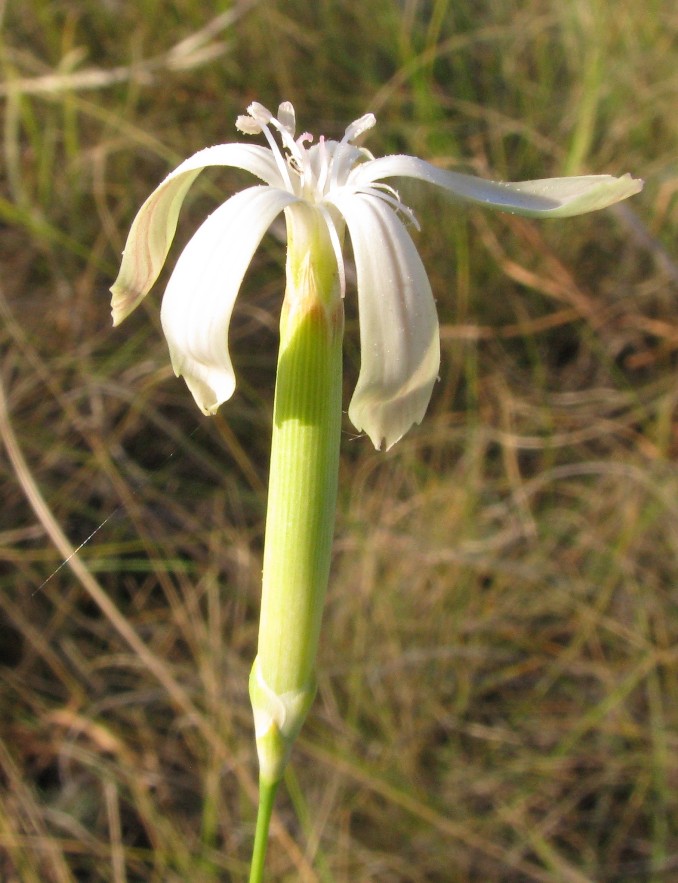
110, 282, 140, 326
168, 350, 237, 417
621, 173, 644, 195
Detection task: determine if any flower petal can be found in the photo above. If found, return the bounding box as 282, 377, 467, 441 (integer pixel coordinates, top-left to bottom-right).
329, 191, 440, 450
350, 155, 643, 217
111, 143, 285, 325
160, 185, 298, 414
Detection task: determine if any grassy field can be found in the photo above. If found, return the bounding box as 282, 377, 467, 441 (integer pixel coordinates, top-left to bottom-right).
1, 0, 677, 880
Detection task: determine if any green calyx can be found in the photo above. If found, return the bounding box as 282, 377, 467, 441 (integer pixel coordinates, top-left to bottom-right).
249, 203, 344, 784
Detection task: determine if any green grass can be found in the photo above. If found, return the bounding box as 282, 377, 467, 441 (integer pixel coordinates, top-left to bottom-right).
1, 0, 677, 880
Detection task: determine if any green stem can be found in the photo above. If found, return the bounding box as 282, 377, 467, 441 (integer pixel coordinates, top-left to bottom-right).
248, 777, 280, 883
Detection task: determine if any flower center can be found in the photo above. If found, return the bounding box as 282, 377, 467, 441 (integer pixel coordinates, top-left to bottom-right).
236, 101, 376, 201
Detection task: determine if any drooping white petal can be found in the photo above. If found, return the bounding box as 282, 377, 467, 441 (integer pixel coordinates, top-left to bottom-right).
350, 154, 643, 218
160, 185, 298, 414
329, 191, 440, 451
111, 143, 286, 325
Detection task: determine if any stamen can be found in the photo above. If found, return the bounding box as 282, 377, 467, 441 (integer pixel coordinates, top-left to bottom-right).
318, 206, 346, 299
329, 114, 376, 192
343, 113, 376, 143
236, 103, 295, 193
267, 115, 305, 169
315, 136, 330, 194
286, 134, 312, 186
236, 115, 263, 135
262, 126, 296, 192
247, 102, 274, 124
277, 101, 296, 137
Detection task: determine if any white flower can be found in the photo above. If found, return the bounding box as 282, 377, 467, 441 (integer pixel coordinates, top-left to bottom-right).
111, 101, 642, 450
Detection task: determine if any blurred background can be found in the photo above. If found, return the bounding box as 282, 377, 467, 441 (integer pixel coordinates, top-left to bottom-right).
1, 1, 676, 880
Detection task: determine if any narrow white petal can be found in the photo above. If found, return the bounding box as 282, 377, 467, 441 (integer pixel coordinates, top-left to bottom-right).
350, 155, 642, 217
329, 192, 440, 450
160, 185, 298, 414
111, 143, 285, 325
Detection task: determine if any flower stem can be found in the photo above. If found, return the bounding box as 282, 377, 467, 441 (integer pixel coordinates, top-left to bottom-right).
248, 776, 279, 883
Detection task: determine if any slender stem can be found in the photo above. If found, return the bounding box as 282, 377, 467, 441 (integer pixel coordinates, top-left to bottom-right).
248, 777, 280, 883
